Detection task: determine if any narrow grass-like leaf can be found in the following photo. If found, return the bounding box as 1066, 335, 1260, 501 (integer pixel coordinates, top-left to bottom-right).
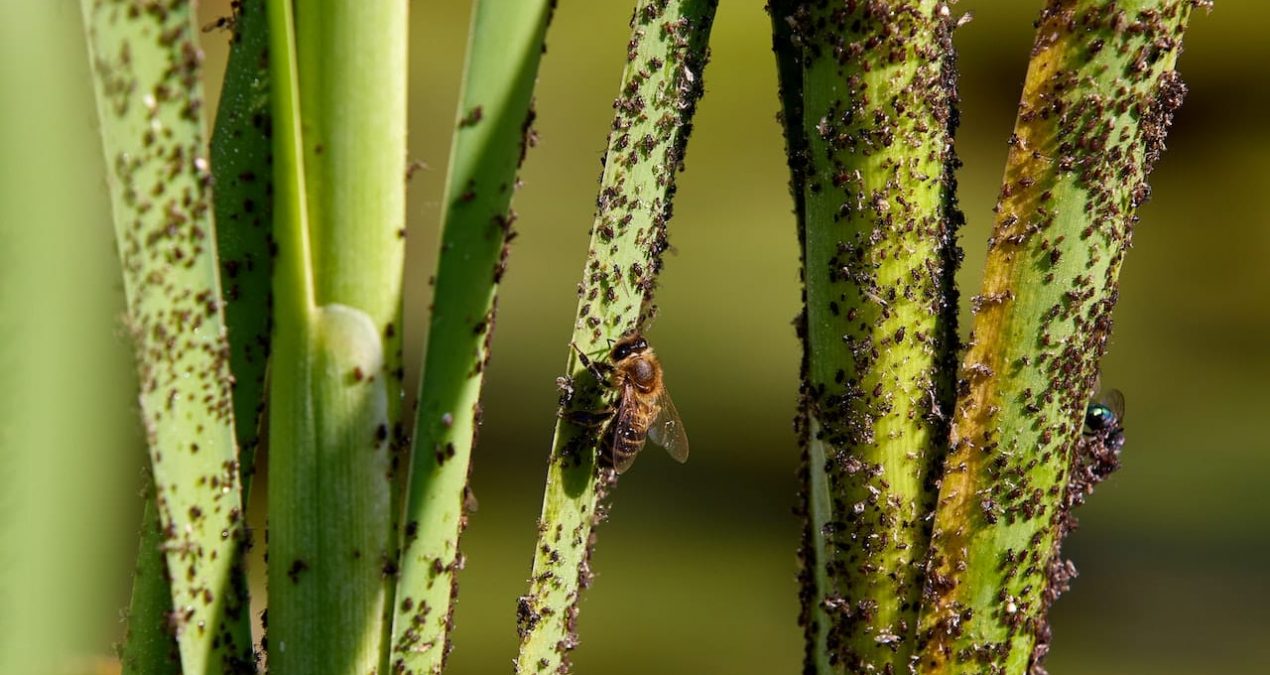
915, 2, 1204, 672
390, 1, 555, 671
118, 4, 272, 666
266, 0, 408, 671
767, 0, 806, 234
772, 3, 963, 672
513, 2, 717, 673
120, 481, 181, 675
80, 0, 253, 671
210, 0, 272, 495
262, 0, 319, 671
117, 3, 272, 665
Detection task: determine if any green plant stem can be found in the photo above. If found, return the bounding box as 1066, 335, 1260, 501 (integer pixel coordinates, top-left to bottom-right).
266, 0, 408, 671
80, 1, 253, 671
296, 1, 409, 364
772, 3, 962, 672
513, 2, 716, 673
390, 1, 555, 672
914, 2, 1203, 672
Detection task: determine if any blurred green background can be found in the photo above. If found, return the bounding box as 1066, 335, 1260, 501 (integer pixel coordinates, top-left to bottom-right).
4, 1, 1267, 673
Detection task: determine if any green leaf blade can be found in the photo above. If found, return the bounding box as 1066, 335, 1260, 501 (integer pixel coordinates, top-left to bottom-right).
514, 2, 719, 673
390, 1, 556, 672
80, 0, 253, 671
211, 0, 273, 497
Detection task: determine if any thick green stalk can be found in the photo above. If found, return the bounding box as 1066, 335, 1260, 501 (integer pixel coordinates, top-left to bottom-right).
80, 1, 253, 672
295, 1, 408, 358
915, 2, 1203, 672
299, 12, 409, 657
266, 0, 408, 671
211, 0, 273, 496
776, 3, 962, 672
390, 1, 554, 671
514, 2, 717, 673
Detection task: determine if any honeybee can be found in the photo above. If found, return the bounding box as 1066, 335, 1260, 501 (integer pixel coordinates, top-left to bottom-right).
573, 333, 689, 473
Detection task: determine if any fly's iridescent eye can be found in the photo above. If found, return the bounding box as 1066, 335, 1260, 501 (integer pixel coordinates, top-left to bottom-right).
1084, 403, 1115, 432
1084, 386, 1125, 460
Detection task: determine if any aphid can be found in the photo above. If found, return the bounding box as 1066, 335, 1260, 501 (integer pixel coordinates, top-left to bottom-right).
572, 332, 689, 473
1084, 386, 1125, 454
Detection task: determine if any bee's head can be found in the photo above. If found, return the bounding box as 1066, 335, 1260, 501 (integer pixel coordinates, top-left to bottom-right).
610, 333, 648, 362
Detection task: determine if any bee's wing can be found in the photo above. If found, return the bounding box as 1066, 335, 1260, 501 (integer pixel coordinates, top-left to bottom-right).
611, 447, 639, 474
647, 387, 689, 464
610, 383, 642, 474
1101, 388, 1126, 422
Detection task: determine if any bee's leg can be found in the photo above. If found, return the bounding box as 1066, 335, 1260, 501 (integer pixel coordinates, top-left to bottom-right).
570, 341, 613, 381
563, 342, 616, 426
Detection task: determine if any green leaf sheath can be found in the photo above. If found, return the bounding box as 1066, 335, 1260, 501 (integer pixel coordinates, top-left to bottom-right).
773, 3, 963, 672
513, 2, 717, 673
299, 11, 409, 663
80, 0, 253, 672
266, 0, 408, 672
390, 1, 555, 672
210, 0, 272, 497
915, 2, 1203, 673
